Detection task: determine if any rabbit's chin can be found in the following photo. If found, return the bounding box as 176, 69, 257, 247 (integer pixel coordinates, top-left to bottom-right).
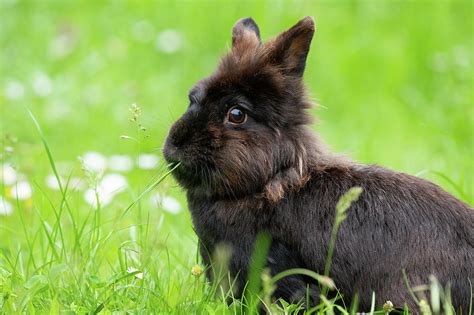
166, 160, 255, 199
165, 159, 218, 193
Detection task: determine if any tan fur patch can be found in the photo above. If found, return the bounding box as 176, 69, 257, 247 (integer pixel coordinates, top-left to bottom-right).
264, 180, 285, 204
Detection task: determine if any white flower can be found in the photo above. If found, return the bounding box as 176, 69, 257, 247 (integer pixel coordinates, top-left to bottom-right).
101, 174, 127, 194
150, 193, 181, 214
45, 174, 62, 190
161, 196, 181, 214
129, 225, 137, 243
5, 80, 25, 100
0, 196, 13, 216
126, 266, 143, 279
149, 192, 161, 206
2, 164, 18, 185
132, 20, 154, 43
84, 189, 112, 207
48, 28, 77, 59
43, 101, 71, 122
69, 177, 85, 190
46, 175, 85, 191
137, 154, 159, 170
32, 71, 53, 97
383, 300, 394, 314
83, 173, 127, 207
11, 181, 32, 200
155, 29, 183, 54
81, 151, 107, 173
109, 155, 133, 172
191, 264, 203, 277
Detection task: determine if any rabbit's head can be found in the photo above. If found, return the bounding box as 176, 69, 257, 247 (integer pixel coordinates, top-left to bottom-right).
164, 17, 325, 201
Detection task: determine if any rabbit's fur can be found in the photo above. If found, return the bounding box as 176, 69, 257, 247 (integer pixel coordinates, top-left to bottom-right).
163, 17, 473, 312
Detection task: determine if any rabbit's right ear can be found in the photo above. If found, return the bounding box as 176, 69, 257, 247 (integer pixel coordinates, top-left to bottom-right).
266, 17, 315, 77
232, 17, 261, 49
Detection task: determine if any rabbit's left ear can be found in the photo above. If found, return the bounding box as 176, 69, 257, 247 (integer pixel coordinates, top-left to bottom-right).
267, 17, 315, 77
232, 17, 261, 49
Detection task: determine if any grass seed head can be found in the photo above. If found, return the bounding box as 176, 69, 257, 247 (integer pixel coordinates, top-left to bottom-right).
129, 103, 142, 122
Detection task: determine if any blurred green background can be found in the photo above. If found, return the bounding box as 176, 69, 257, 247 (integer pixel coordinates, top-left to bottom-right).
0, 0, 472, 312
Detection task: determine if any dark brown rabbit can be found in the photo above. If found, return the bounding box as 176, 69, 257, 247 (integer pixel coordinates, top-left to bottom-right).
163, 17, 473, 313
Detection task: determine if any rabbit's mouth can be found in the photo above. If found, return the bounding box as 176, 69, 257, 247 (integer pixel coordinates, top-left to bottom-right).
168, 161, 217, 192
163, 141, 216, 190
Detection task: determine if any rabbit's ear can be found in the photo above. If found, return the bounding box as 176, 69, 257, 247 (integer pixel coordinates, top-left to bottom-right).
232, 17, 261, 49
267, 16, 315, 77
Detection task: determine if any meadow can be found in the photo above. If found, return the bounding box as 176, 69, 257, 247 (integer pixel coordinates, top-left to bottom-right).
0, 0, 472, 313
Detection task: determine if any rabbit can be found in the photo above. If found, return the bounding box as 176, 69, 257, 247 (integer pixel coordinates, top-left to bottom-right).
163, 16, 473, 313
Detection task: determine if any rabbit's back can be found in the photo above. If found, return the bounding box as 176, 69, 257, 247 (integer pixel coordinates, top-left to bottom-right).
273, 163, 473, 310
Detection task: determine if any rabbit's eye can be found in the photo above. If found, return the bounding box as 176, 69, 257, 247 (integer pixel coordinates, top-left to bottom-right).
227, 106, 247, 124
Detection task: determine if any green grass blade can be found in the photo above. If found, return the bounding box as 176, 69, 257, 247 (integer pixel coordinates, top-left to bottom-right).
120, 162, 180, 218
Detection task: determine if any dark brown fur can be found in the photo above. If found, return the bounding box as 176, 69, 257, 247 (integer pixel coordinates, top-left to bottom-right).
163, 17, 474, 313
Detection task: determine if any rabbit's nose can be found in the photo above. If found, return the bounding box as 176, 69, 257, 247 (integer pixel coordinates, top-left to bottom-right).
168, 118, 190, 148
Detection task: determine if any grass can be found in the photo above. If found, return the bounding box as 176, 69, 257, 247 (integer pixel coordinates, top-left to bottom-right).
1, 0, 472, 313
